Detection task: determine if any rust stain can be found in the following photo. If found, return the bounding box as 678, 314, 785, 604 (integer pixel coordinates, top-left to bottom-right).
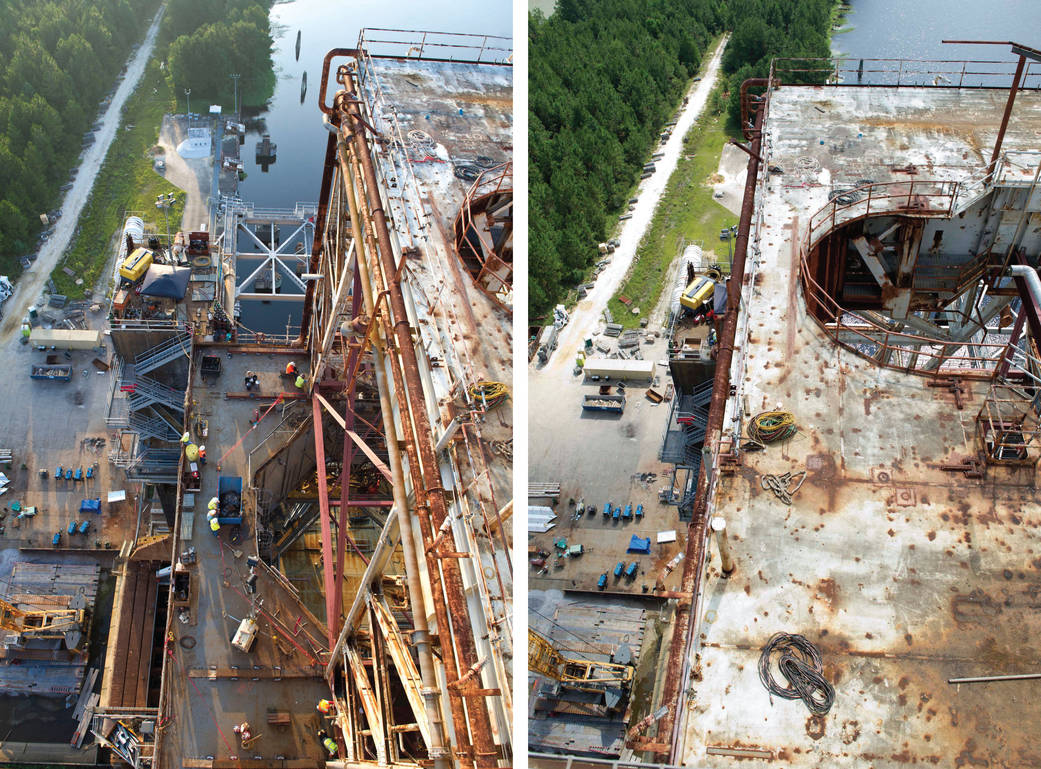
805, 715, 826, 741
951, 589, 1002, 624
816, 577, 839, 610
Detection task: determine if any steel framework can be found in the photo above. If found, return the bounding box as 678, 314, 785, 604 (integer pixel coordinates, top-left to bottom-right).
294, 36, 512, 769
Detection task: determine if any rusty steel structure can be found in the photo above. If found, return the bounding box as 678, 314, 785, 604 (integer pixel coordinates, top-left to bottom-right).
640, 48, 1041, 766
297, 33, 512, 769
453, 163, 514, 309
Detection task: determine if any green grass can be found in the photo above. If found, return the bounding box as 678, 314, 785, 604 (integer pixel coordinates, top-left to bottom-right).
608, 108, 738, 329
53, 60, 184, 298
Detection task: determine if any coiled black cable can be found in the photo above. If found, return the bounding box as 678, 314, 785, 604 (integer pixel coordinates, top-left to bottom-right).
758, 633, 835, 716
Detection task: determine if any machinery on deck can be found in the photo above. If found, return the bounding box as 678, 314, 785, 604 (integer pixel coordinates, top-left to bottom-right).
527, 628, 634, 692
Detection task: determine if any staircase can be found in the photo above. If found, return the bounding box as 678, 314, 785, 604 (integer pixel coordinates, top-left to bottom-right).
676, 381, 713, 464
124, 449, 181, 483
128, 413, 181, 443
134, 333, 190, 376
122, 372, 185, 413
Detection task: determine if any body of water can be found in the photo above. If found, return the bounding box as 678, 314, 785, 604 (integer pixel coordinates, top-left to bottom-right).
232, 0, 510, 333
832, 1, 1041, 67
237, 0, 512, 208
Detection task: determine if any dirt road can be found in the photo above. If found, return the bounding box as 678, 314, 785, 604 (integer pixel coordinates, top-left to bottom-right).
0, 2, 167, 338
532, 35, 729, 384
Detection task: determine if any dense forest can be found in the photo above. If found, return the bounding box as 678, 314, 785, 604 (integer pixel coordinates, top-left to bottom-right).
0, 0, 160, 273
163, 0, 275, 109
0, 0, 274, 279
529, 0, 833, 318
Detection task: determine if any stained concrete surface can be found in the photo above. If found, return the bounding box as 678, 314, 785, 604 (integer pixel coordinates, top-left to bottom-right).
0, 326, 133, 551
676, 84, 1041, 767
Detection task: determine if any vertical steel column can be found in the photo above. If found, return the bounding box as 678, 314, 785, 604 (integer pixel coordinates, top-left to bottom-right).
988, 54, 1026, 184
655, 83, 766, 762
312, 396, 339, 650
300, 133, 339, 346
333, 269, 365, 621
344, 142, 474, 767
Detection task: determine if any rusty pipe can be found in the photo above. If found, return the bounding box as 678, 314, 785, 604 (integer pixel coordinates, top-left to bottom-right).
342, 136, 474, 768
333, 130, 452, 769
318, 48, 361, 115
988, 54, 1026, 184
341, 82, 499, 767
299, 131, 340, 348
656, 81, 767, 763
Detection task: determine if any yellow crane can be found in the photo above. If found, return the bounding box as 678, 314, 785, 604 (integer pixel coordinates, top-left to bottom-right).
0, 597, 86, 649
528, 628, 634, 691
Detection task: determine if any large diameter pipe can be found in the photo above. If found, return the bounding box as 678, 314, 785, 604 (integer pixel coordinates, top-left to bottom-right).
1009, 263, 1041, 345
341, 136, 474, 767
710, 517, 735, 574
341, 85, 499, 766
1010, 265, 1041, 306
332, 127, 451, 769
657, 81, 767, 763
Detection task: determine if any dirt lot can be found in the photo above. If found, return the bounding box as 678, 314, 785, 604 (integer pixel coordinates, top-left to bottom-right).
529, 332, 688, 595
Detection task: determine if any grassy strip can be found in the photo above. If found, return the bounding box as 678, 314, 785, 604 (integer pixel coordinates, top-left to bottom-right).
53, 60, 183, 298
607, 107, 738, 329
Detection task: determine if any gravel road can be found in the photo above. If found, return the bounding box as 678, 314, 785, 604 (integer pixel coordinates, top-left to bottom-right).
0, 2, 167, 338
532, 35, 729, 384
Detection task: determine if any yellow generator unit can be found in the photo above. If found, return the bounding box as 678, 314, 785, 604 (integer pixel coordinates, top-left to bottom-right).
679, 275, 715, 312
119, 247, 153, 282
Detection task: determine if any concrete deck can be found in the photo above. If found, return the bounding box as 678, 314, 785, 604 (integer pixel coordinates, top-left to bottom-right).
0, 316, 136, 550
156, 350, 330, 767
676, 84, 1041, 767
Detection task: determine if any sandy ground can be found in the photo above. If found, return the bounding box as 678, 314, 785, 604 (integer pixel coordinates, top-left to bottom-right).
538, 36, 728, 375
156, 114, 212, 233
712, 142, 748, 216
0, 2, 167, 340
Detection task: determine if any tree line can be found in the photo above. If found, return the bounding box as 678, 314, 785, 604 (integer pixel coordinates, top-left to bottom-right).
0, 0, 160, 273
163, 0, 275, 111
529, 0, 833, 319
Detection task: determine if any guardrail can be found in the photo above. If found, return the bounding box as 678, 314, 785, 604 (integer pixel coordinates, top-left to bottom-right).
799, 251, 1015, 379
807, 180, 961, 251
358, 27, 512, 64
770, 56, 1041, 89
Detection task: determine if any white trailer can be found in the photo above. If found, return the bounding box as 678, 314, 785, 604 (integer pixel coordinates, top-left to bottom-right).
29, 328, 103, 350
582, 358, 656, 382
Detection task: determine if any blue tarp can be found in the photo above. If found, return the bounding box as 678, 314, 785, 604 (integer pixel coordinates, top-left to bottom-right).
140, 264, 191, 299
79, 498, 101, 514
627, 535, 651, 554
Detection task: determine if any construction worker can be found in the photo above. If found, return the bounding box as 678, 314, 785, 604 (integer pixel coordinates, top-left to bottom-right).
180, 431, 191, 445
208, 496, 219, 511
198, 445, 207, 466
286, 361, 297, 376
295, 374, 306, 390
209, 517, 220, 534
233, 721, 253, 742
317, 699, 334, 715
318, 730, 337, 756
